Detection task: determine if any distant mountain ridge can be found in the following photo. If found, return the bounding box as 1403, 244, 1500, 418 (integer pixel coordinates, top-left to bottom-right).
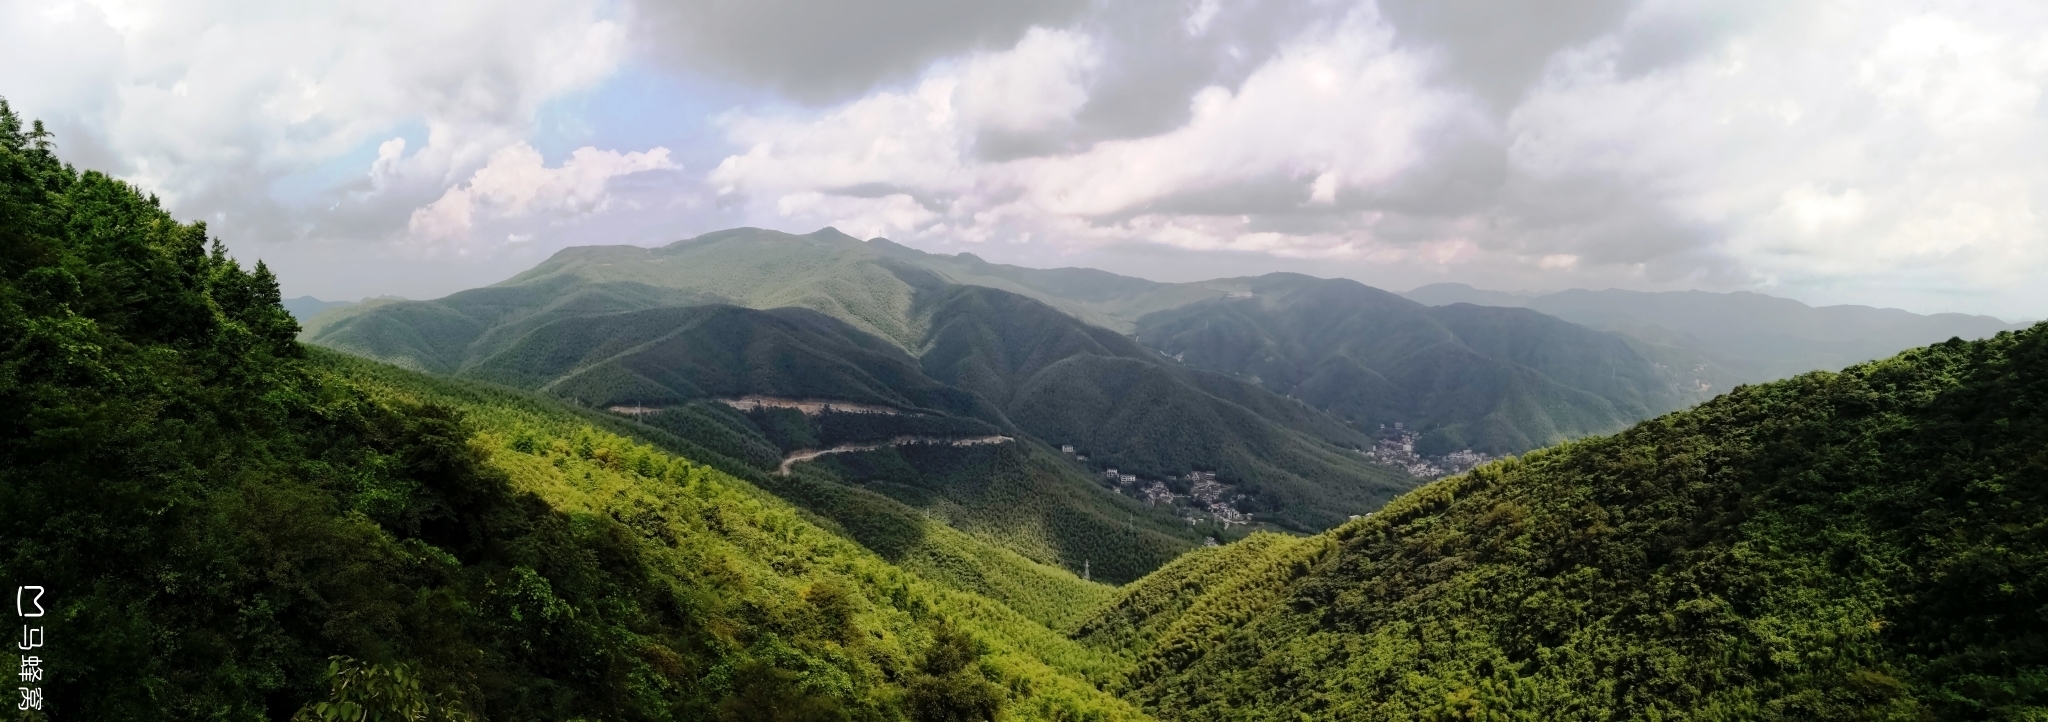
1136, 274, 1727, 454
281, 295, 354, 321
1404, 282, 2026, 381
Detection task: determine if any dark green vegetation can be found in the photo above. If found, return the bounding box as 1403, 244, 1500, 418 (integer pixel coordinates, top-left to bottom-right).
303, 227, 1418, 542
1406, 282, 2027, 382
1074, 323, 2048, 720
0, 103, 1148, 720
1136, 274, 1727, 455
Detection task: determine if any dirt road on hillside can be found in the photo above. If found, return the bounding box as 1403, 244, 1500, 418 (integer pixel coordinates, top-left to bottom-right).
776, 435, 1013, 475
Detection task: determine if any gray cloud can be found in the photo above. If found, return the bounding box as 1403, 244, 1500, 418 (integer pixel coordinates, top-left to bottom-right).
1377, 0, 1636, 108
1064, 1, 1338, 140
632, 0, 1088, 102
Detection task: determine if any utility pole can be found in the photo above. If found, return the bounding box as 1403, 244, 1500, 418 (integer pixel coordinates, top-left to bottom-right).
1083, 559, 1090, 582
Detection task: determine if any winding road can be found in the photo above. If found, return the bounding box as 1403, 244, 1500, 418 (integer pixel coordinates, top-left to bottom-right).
776, 435, 1013, 475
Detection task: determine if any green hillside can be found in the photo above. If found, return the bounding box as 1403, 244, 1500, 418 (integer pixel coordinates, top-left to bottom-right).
1134, 274, 1728, 454
460, 303, 1000, 422
0, 106, 1146, 720
1076, 324, 2048, 720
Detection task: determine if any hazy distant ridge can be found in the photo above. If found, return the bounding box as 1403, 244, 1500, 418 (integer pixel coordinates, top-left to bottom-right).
1403, 282, 2026, 381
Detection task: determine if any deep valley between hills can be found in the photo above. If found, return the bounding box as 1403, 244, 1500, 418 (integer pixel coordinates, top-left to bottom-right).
9, 112, 2047, 721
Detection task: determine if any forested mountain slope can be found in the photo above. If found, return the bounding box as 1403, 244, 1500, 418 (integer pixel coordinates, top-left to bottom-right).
0, 105, 1148, 720
919, 284, 1409, 529
1135, 274, 1729, 454
1077, 323, 2048, 720
1406, 282, 2027, 382
303, 228, 1419, 538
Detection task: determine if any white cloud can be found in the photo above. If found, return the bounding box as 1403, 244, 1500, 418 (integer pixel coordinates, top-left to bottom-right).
710, 7, 1478, 257
0, 0, 628, 242
1508, 0, 2048, 308
954, 28, 1100, 134
407, 143, 677, 256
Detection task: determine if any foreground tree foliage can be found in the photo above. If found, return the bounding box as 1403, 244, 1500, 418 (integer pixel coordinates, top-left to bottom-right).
0, 101, 1141, 720
1079, 323, 2048, 719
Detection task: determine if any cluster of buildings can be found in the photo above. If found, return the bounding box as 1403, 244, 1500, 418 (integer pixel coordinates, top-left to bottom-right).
1359, 423, 1494, 479
1097, 466, 1254, 527
1186, 473, 1253, 525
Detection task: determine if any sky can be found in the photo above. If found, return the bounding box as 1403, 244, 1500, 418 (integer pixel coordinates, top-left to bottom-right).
3, 0, 2046, 320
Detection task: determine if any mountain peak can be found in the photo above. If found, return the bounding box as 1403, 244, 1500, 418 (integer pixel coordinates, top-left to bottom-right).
807, 226, 863, 244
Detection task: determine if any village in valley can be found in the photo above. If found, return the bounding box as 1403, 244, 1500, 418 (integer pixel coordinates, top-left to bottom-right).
1358, 423, 1493, 480
1057, 444, 1257, 529
1050, 421, 1492, 534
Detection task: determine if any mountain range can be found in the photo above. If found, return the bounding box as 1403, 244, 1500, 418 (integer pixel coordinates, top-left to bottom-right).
281, 294, 354, 321
300, 228, 2025, 563
301, 228, 1735, 462
1133, 274, 1727, 455
299, 228, 1424, 577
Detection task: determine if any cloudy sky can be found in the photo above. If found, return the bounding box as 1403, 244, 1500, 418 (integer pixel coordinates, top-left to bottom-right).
4, 0, 2046, 319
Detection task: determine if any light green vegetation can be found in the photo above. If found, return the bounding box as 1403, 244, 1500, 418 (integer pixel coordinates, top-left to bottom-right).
316, 349, 1125, 631
327, 353, 1142, 718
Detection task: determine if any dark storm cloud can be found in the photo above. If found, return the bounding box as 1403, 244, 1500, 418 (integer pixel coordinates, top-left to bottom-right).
632, 0, 1090, 102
